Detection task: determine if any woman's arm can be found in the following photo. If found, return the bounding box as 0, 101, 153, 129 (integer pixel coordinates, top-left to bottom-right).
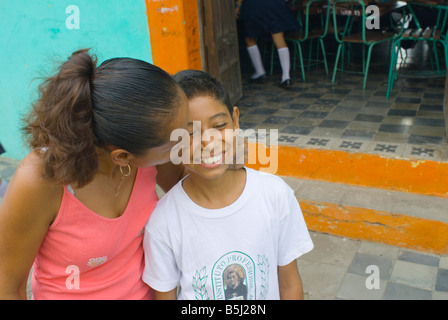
278, 260, 304, 300
0, 152, 61, 299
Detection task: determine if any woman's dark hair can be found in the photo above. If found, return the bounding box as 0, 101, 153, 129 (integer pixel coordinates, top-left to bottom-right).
173, 70, 233, 116
23, 48, 183, 188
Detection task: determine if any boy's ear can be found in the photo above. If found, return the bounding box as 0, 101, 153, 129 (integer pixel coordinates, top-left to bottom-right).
232, 106, 240, 129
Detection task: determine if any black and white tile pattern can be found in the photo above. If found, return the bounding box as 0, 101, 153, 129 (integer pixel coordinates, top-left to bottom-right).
238, 41, 447, 161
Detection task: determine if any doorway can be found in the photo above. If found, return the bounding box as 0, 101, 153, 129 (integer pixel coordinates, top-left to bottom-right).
199, 0, 243, 105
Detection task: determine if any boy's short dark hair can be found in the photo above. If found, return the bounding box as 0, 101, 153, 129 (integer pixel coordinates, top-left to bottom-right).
173, 70, 233, 117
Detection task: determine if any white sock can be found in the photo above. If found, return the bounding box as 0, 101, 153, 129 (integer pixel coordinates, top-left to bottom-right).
0, 179, 8, 198
278, 47, 290, 82
247, 45, 266, 79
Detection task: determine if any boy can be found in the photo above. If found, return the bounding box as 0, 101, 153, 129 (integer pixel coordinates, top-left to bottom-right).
142, 70, 313, 300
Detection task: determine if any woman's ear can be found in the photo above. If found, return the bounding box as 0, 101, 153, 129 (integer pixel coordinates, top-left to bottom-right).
232, 106, 240, 130
109, 149, 134, 167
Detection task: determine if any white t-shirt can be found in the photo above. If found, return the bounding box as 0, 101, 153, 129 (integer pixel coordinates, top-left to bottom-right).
143, 167, 313, 300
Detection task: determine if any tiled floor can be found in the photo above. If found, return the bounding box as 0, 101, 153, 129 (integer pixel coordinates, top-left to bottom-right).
237, 40, 448, 299
238, 41, 447, 161
300, 232, 448, 300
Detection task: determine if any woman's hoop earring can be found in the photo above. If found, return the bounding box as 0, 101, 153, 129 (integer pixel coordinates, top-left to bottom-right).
120, 164, 131, 177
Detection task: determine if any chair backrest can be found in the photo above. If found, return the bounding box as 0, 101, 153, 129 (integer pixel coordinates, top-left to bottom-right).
332, 0, 370, 43
299, 0, 331, 40
429, 3, 448, 41
407, 1, 448, 42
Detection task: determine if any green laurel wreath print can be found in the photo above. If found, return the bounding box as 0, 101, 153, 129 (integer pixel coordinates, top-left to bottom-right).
192, 266, 210, 300
257, 254, 269, 300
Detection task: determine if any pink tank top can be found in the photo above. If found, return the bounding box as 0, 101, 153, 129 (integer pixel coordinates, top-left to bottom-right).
32, 167, 158, 299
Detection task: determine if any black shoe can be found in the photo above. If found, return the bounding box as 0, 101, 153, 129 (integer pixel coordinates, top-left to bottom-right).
279, 79, 291, 89
249, 74, 267, 84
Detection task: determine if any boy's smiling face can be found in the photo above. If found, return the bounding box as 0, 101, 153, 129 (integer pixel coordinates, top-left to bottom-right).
183, 95, 240, 180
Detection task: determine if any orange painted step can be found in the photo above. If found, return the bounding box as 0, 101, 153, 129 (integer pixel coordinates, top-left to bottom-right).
246, 143, 448, 198
300, 199, 448, 254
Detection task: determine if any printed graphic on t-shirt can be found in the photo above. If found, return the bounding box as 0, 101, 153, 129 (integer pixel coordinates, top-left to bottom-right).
192, 251, 269, 300
87, 256, 107, 268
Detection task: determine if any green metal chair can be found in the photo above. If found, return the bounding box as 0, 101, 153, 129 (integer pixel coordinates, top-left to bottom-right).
285, 0, 330, 81
397, 1, 448, 73
388, 1, 448, 98
331, 0, 400, 93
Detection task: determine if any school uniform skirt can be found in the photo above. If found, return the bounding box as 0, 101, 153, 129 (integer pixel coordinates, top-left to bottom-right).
241, 0, 300, 38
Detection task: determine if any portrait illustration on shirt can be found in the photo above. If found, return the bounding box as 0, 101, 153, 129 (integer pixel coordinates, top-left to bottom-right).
224, 264, 247, 300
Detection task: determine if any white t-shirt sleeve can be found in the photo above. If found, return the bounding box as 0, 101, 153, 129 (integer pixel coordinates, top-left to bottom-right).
277, 188, 314, 266
142, 227, 180, 292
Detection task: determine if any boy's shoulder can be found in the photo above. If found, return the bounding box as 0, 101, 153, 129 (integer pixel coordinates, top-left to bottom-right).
155, 181, 180, 208
246, 167, 292, 194
146, 181, 184, 231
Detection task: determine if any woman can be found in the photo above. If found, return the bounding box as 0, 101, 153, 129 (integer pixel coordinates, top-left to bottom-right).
0, 49, 189, 299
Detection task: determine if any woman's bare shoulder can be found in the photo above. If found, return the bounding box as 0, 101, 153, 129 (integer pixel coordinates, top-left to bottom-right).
2, 150, 63, 224
16, 150, 47, 178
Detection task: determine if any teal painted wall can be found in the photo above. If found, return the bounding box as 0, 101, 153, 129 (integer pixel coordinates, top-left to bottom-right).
0, 0, 152, 159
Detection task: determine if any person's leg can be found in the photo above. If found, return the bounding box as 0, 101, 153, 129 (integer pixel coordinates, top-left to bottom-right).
271, 32, 288, 50
245, 37, 266, 80
272, 32, 291, 86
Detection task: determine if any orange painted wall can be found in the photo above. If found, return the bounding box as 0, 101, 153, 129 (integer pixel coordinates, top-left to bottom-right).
145, 0, 201, 74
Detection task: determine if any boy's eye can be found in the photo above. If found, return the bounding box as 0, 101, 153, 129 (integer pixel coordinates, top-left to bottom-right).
214, 123, 227, 129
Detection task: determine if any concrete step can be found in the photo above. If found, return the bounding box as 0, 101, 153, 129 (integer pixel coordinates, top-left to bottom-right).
246, 142, 448, 254
282, 176, 448, 254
